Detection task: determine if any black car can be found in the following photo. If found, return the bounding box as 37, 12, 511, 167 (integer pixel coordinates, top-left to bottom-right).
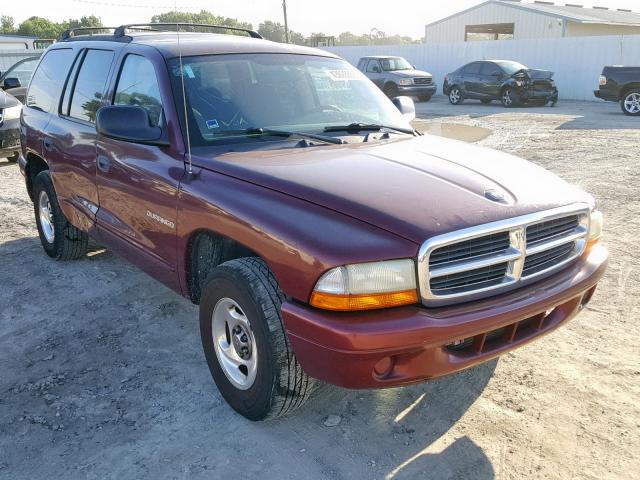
0, 89, 21, 162
443, 60, 558, 108
594, 66, 640, 116
0, 55, 40, 104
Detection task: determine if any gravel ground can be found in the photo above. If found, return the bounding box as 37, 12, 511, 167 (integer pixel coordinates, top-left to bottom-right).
1, 97, 638, 480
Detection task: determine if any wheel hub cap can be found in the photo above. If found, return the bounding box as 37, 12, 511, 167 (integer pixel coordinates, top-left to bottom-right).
38, 190, 55, 243
625, 93, 640, 113
212, 298, 258, 390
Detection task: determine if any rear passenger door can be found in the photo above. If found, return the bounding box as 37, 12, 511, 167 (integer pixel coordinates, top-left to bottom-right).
43, 48, 116, 232
94, 48, 183, 288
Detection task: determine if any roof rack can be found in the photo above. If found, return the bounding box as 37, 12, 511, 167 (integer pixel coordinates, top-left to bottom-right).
60, 27, 118, 40
113, 23, 263, 39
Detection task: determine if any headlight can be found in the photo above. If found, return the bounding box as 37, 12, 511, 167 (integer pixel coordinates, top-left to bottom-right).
2, 104, 21, 121
398, 79, 413, 86
310, 259, 418, 311
588, 209, 603, 243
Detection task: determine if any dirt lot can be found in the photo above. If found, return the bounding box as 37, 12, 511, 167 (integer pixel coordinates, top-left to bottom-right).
1, 98, 638, 480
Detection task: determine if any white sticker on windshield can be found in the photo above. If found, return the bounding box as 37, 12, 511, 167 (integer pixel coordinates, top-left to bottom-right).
327, 69, 360, 81
183, 65, 195, 78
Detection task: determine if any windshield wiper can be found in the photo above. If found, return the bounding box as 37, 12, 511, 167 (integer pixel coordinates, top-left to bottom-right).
323, 123, 415, 135
220, 127, 345, 145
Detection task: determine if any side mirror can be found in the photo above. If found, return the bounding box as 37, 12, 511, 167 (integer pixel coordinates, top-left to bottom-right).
2, 77, 21, 89
96, 105, 168, 146
392, 96, 416, 121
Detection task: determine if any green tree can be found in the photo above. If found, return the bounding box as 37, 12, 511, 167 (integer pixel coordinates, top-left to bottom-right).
67, 15, 103, 30
1, 16, 15, 34
150, 10, 253, 33
17, 16, 64, 39
258, 20, 305, 44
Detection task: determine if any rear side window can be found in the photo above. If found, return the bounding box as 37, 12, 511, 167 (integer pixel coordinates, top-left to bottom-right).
69, 49, 114, 123
26, 49, 75, 113
114, 55, 163, 127
481, 63, 502, 76
463, 62, 482, 75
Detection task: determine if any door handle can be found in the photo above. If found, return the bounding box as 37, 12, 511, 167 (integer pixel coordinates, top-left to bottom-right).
43, 138, 54, 152
97, 155, 110, 172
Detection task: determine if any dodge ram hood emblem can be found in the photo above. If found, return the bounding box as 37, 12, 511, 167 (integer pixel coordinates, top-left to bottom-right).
484, 189, 506, 203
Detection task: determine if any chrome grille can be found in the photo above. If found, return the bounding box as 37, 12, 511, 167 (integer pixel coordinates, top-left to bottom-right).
417, 205, 590, 306
413, 77, 433, 85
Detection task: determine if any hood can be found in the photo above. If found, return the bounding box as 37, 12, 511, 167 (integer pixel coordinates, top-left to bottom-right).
0, 89, 20, 109
192, 135, 591, 244
513, 69, 554, 80
390, 69, 432, 78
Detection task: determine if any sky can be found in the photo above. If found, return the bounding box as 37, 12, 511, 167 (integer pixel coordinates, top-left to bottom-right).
3, 0, 640, 38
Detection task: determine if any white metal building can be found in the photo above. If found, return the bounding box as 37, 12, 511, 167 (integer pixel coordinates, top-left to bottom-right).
425, 0, 640, 43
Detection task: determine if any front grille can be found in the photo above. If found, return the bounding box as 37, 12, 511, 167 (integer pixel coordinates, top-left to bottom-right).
429, 232, 510, 266
413, 77, 432, 85
418, 206, 590, 306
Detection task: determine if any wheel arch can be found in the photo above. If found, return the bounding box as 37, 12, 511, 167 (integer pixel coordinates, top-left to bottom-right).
185, 228, 262, 304
620, 83, 640, 99
24, 152, 49, 201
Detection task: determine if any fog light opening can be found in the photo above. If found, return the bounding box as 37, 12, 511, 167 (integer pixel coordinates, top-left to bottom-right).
373, 356, 395, 378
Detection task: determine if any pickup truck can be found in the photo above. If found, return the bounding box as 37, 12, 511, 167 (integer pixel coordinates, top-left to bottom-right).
357, 56, 437, 102
594, 66, 640, 116
19, 24, 607, 421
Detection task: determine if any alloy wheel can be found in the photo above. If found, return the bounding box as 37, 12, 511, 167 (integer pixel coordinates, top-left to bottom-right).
38, 190, 55, 243
449, 89, 461, 104
624, 93, 640, 114
211, 297, 258, 390
502, 89, 513, 107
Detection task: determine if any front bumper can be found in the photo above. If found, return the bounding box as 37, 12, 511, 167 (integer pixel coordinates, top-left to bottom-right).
0, 118, 20, 158
398, 84, 437, 97
520, 86, 558, 103
283, 244, 608, 389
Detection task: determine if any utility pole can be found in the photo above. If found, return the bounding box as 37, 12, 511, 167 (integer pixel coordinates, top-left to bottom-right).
283, 0, 290, 43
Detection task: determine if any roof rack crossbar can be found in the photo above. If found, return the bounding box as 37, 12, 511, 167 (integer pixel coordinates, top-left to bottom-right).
113, 23, 263, 39
60, 27, 118, 40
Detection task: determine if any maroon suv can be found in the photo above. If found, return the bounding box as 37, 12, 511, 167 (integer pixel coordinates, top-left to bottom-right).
19, 24, 608, 421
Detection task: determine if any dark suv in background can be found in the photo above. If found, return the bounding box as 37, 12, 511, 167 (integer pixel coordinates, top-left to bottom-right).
594, 66, 640, 116
444, 60, 558, 108
357, 56, 437, 102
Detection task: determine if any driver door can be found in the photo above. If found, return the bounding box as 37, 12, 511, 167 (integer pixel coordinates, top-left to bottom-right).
94, 48, 184, 289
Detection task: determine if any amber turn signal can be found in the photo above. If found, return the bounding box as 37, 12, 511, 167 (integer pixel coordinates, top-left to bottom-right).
310, 289, 418, 311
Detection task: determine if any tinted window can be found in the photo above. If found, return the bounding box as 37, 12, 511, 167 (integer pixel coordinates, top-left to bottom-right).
26, 49, 75, 113
114, 55, 163, 127
69, 49, 114, 123
463, 63, 482, 75
481, 62, 503, 76
366, 60, 380, 73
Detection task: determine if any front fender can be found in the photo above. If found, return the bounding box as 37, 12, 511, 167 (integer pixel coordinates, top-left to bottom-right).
176, 167, 419, 303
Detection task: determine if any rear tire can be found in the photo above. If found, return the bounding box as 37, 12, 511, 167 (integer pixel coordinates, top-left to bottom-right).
199, 257, 321, 421
448, 86, 463, 105
621, 89, 640, 116
6, 153, 18, 163
33, 171, 88, 260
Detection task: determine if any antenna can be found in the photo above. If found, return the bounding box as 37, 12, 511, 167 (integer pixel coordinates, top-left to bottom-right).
173, 2, 193, 174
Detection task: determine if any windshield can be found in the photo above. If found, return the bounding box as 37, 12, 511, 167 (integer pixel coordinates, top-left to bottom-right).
2, 57, 38, 86
496, 61, 528, 75
168, 53, 412, 145
380, 57, 412, 71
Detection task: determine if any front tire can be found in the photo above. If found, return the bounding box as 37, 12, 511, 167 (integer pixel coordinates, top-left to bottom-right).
383, 83, 399, 99
621, 89, 640, 116
199, 257, 320, 421
501, 87, 518, 108
6, 153, 19, 163
33, 171, 88, 260
448, 86, 463, 105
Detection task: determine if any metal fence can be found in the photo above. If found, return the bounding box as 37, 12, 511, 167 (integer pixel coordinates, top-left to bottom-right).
323, 35, 640, 101
0, 50, 43, 74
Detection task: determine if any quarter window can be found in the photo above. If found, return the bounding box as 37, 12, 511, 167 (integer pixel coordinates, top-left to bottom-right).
69, 49, 114, 123
114, 55, 164, 127
26, 49, 75, 113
